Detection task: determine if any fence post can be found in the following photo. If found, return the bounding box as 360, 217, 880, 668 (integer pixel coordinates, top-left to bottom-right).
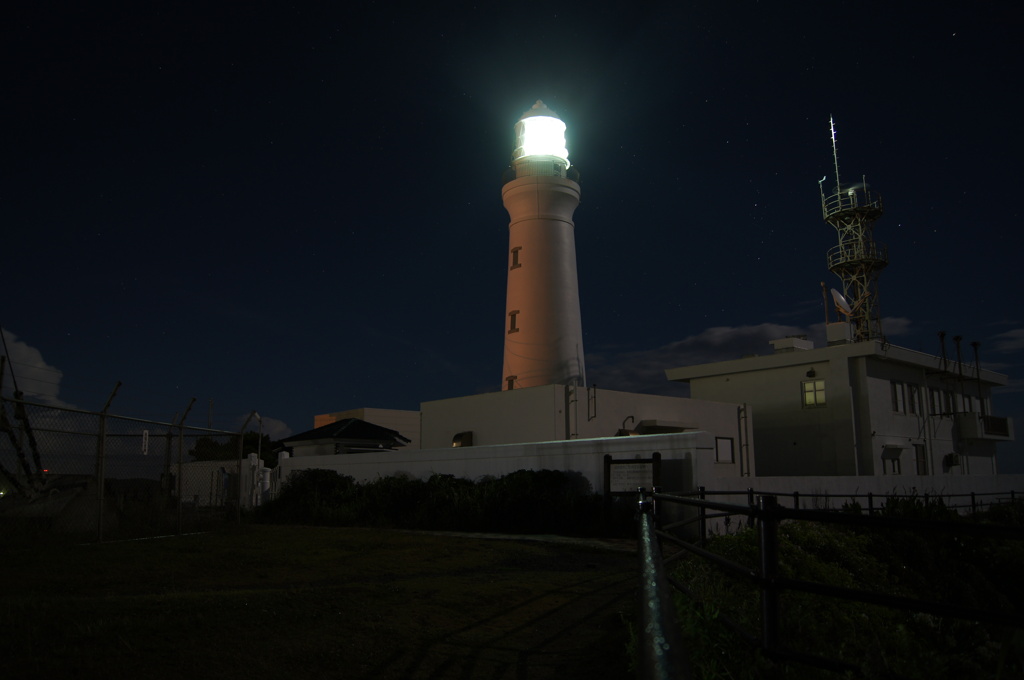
758, 495, 780, 656
95, 383, 121, 543
868, 492, 874, 515
747, 487, 755, 529
237, 411, 259, 523
971, 492, 977, 514
96, 411, 106, 543
176, 399, 196, 535
698, 486, 707, 547
793, 491, 800, 510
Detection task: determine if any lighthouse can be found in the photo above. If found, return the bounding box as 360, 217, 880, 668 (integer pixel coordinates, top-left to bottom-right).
501, 101, 586, 391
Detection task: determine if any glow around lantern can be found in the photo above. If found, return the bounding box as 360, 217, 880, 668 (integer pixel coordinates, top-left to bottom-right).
512, 100, 570, 168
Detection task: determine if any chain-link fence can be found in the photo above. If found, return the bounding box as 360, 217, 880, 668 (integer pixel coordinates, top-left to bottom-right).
0, 396, 264, 545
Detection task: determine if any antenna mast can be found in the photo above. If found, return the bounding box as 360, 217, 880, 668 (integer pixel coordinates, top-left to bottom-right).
819, 119, 888, 343
830, 115, 841, 197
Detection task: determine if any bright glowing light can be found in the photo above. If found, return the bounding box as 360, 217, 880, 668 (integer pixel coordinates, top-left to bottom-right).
512, 101, 570, 167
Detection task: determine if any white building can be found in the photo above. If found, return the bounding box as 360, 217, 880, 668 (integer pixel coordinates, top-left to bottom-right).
280, 385, 752, 496
666, 329, 1014, 478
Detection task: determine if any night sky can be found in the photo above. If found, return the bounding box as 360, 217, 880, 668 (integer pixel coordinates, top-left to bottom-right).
4, 3, 1022, 470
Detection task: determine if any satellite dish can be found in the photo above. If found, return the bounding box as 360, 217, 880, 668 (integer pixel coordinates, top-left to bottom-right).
831, 288, 853, 317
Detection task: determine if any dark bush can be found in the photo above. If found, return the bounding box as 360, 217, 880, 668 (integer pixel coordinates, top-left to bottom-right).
256, 469, 356, 525
256, 468, 632, 537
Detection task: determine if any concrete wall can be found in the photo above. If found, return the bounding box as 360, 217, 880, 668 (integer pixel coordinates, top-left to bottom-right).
272, 430, 737, 498
863, 360, 999, 476
178, 457, 265, 509
419, 386, 753, 475
289, 440, 338, 457
421, 386, 564, 448
689, 358, 845, 476
686, 347, 1006, 478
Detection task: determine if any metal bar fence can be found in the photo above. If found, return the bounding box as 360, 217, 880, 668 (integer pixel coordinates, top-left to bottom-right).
0, 396, 260, 545
637, 487, 1024, 676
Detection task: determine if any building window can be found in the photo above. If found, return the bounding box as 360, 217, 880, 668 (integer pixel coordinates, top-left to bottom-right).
907, 384, 919, 415
882, 447, 903, 474
802, 379, 826, 407
914, 444, 928, 475
505, 375, 516, 390
890, 381, 906, 413
508, 310, 520, 334
510, 246, 522, 270
715, 437, 735, 463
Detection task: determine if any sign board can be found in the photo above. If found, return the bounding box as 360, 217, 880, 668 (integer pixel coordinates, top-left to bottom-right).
603, 452, 662, 496
609, 463, 654, 493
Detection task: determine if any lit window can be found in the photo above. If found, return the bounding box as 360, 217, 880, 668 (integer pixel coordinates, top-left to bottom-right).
508, 310, 520, 334
510, 247, 522, 270
802, 379, 826, 407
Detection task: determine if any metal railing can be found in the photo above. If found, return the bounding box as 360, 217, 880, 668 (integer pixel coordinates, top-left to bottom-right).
636, 490, 689, 680
635, 487, 1024, 676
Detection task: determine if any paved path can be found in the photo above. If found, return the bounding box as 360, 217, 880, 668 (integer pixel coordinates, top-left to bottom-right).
361, 533, 639, 679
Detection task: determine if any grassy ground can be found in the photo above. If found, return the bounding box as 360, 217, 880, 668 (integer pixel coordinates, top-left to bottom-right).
1, 525, 637, 679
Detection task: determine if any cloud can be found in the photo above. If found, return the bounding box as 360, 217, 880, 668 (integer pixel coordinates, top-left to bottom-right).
587, 322, 807, 396
883, 317, 912, 336
233, 413, 293, 441
587, 318, 918, 397
990, 328, 1024, 353
259, 416, 293, 440
0, 329, 74, 408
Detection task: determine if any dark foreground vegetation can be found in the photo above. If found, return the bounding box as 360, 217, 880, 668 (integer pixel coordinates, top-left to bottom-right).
6, 467, 1021, 679
256, 468, 635, 537
671, 497, 1024, 679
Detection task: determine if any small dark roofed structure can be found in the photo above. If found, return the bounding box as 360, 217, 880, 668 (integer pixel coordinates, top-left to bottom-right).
283, 418, 412, 457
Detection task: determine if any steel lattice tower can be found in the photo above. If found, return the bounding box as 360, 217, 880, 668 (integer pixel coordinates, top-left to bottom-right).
820, 118, 888, 343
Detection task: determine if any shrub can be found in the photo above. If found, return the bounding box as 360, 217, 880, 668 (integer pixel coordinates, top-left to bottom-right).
256, 468, 632, 536
256, 469, 357, 525
669, 500, 1024, 678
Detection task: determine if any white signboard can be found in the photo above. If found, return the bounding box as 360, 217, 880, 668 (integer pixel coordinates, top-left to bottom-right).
608, 462, 654, 494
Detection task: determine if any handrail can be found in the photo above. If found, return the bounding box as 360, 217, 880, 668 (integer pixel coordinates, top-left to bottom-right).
662, 486, 1018, 515
636, 489, 690, 680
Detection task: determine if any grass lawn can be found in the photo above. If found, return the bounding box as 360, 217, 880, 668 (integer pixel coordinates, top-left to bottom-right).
1, 525, 637, 679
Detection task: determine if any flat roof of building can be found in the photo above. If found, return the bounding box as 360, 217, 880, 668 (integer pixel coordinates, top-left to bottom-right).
665, 339, 1009, 386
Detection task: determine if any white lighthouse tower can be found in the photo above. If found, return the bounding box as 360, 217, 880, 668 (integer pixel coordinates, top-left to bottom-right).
501, 100, 586, 391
